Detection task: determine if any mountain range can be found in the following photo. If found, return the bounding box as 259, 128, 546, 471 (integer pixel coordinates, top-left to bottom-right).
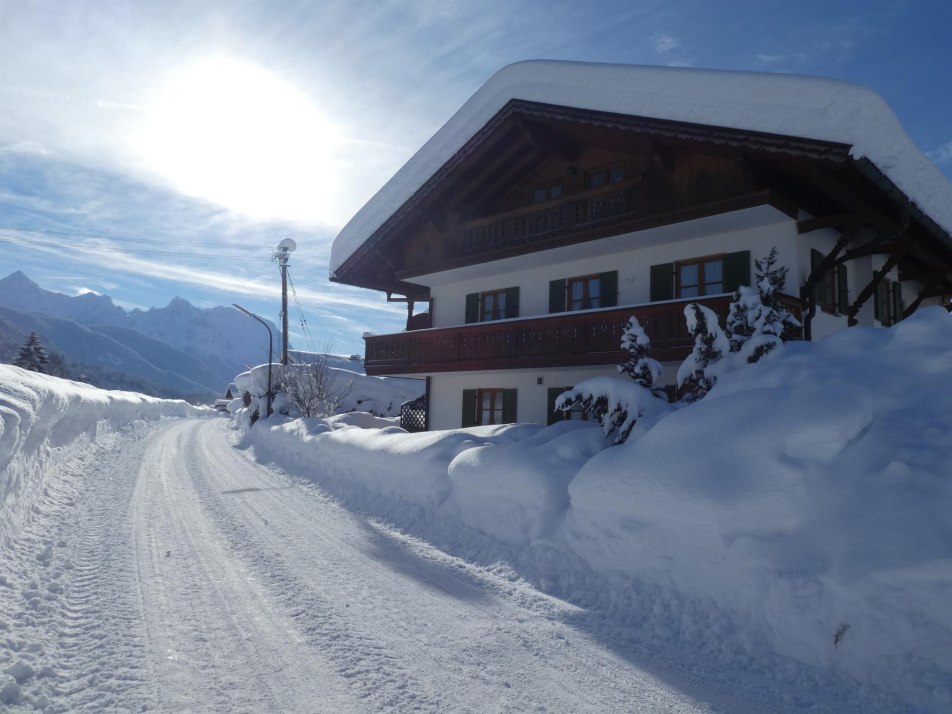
0, 271, 280, 400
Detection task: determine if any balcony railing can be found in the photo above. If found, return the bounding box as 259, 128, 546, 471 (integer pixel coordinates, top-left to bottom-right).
364, 295, 801, 375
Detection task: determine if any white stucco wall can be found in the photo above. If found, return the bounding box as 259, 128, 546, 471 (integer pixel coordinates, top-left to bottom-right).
425, 213, 800, 328
429, 365, 621, 429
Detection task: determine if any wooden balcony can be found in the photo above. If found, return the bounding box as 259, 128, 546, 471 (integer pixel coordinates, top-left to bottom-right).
364, 295, 802, 375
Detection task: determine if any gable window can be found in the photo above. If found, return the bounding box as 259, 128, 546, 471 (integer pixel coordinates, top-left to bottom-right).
586, 165, 625, 190
549, 271, 618, 313
461, 388, 517, 427
531, 182, 563, 204
650, 251, 750, 302
676, 256, 724, 298
465, 287, 520, 323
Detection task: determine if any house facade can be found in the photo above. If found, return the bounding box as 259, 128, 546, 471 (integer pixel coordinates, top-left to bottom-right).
330, 62, 952, 430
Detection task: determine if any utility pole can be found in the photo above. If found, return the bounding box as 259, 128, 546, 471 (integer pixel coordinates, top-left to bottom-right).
273, 238, 296, 365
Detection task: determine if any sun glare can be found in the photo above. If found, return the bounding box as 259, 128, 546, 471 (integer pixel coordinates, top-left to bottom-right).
134, 57, 342, 225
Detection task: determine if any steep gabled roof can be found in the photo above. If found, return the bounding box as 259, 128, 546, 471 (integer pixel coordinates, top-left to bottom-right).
331, 60, 952, 280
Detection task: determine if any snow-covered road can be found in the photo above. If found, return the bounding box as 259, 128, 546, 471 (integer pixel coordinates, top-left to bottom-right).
4, 418, 719, 712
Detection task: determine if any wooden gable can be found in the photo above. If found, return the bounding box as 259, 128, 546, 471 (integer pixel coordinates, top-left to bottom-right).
333, 100, 952, 301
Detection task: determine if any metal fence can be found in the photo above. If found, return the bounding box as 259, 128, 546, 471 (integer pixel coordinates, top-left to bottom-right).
400, 395, 427, 433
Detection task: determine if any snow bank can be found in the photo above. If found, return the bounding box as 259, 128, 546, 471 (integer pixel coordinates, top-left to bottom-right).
331, 60, 952, 274
566, 307, 952, 705
233, 359, 423, 418
238, 308, 952, 711
0, 365, 205, 546
245, 416, 539, 508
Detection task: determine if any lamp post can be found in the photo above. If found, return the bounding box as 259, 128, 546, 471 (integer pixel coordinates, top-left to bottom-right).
233, 303, 273, 418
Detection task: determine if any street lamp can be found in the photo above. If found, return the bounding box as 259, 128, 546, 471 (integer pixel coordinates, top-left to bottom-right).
233, 303, 273, 418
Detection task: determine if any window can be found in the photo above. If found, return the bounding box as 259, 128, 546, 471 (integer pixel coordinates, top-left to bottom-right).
462, 388, 517, 427
567, 274, 601, 311
531, 182, 563, 204
650, 252, 750, 302
675, 256, 724, 298
480, 289, 507, 321
586, 165, 625, 190
811, 249, 849, 315
547, 387, 588, 425
549, 272, 618, 313
874, 277, 903, 326
465, 287, 519, 323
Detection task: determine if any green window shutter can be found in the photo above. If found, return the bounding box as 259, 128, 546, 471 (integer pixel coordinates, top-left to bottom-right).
874, 279, 884, 321
465, 293, 480, 324
892, 282, 903, 324
599, 271, 618, 308
461, 389, 478, 427
837, 264, 849, 315
502, 389, 518, 424
547, 387, 567, 426
723, 250, 751, 293
811, 249, 826, 308
549, 279, 565, 313
505, 287, 520, 319
649, 263, 674, 302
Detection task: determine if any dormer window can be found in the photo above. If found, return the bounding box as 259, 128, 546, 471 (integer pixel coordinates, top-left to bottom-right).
531, 182, 563, 204
586, 165, 625, 189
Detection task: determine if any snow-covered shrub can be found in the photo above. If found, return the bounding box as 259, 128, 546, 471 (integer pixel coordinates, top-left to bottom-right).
282, 359, 353, 418
618, 315, 663, 389
726, 247, 800, 363
677, 303, 729, 401
555, 377, 669, 444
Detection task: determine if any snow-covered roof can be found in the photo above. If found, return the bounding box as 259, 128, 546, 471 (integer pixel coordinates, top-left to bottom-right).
330, 60, 952, 277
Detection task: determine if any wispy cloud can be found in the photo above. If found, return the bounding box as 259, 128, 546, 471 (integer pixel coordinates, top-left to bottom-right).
652, 34, 680, 54
930, 140, 952, 165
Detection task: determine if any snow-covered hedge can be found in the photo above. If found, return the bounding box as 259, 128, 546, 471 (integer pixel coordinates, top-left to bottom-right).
0, 365, 205, 546
237, 308, 952, 711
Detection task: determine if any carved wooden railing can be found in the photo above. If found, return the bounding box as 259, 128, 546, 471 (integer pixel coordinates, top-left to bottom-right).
364, 295, 802, 375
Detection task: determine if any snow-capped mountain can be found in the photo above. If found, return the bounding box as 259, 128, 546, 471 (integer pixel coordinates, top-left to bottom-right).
0, 271, 278, 398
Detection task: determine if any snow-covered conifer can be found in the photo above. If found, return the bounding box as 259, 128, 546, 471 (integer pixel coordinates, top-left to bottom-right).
618, 315, 662, 389
725, 248, 801, 363
555, 377, 670, 444
677, 303, 729, 400
13, 331, 50, 373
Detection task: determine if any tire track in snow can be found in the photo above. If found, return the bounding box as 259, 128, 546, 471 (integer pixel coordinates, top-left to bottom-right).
0, 423, 156, 712
131, 420, 358, 713
180, 419, 709, 714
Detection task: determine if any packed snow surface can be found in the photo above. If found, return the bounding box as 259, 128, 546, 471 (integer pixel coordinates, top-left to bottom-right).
3, 310, 952, 712
240, 307, 952, 713
331, 60, 952, 274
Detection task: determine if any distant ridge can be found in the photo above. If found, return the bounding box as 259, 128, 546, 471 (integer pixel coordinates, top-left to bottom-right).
0, 271, 280, 399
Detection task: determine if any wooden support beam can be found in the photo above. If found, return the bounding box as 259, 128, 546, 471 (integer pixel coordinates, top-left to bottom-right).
809, 169, 897, 234
846, 245, 909, 326
902, 271, 950, 319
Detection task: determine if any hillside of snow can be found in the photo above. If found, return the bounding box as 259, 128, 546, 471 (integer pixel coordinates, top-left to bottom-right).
238, 307, 952, 713
0, 365, 206, 547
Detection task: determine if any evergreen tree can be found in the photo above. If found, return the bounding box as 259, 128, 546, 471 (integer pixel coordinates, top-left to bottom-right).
617, 315, 663, 389
677, 303, 729, 400
725, 248, 801, 363
13, 331, 50, 373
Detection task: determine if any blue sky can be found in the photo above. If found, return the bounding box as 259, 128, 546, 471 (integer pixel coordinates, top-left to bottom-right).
1, 0, 950, 355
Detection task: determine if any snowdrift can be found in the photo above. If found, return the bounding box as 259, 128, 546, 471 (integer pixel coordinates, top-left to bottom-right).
0, 365, 205, 546
238, 307, 952, 712
233, 358, 423, 419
